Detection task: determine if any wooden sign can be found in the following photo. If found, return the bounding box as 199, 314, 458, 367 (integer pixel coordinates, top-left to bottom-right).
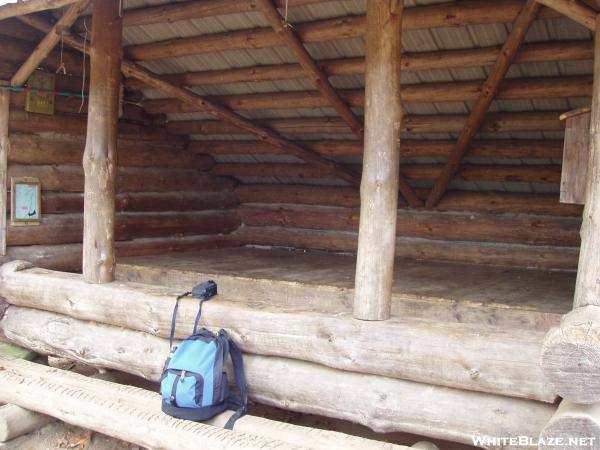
11, 177, 41, 226
560, 107, 591, 205
25, 71, 55, 115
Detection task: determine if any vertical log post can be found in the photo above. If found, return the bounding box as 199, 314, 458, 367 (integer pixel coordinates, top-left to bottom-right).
353, 0, 403, 321
540, 15, 600, 406
82, 0, 122, 283
0, 88, 8, 256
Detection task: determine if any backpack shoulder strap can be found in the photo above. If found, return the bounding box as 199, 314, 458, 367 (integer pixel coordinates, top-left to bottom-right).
169, 292, 191, 351
222, 332, 248, 430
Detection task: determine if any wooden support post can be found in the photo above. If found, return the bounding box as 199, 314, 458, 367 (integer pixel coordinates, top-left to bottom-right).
255, 0, 420, 207
540, 15, 600, 405
0, 89, 8, 256
82, 0, 122, 284
425, 0, 541, 207
353, 0, 403, 321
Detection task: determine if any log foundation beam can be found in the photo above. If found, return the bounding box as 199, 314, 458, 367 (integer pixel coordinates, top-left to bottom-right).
539, 400, 600, 449
540, 15, 600, 404
82, 0, 122, 283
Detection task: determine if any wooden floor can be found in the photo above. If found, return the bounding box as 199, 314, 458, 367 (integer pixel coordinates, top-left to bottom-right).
117, 247, 576, 331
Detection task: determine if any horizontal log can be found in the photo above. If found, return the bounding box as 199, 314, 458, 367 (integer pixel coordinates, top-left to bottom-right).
8, 109, 177, 141
144, 77, 592, 114
0, 265, 558, 401
167, 112, 564, 135
540, 306, 600, 404
0, 404, 54, 443
123, 0, 560, 61
125, 40, 593, 90
235, 185, 583, 216
7, 211, 241, 246
539, 400, 600, 450
0, 307, 556, 446
8, 134, 212, 169
237, 204, 581, 247
0, 235, 242, 272
7, 165, 235, 192
5, 191, 238, 214
0, 357, 415, 450
0, 355, 307, 450
236, 226, 579, 270
0, 36, 87, 79
190, 139, 564, 160
213, 163, 562, 184
0, 18, 45, 42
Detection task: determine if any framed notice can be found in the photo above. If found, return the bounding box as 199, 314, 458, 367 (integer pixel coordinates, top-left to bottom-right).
11, 177, 41, 226
25, 71, 55, 115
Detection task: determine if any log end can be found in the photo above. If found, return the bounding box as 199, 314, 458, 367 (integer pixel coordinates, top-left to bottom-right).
0, 260, 34, 276
540, 306, 600, 404
539, 401, 600, 450
412, 442, 440, 450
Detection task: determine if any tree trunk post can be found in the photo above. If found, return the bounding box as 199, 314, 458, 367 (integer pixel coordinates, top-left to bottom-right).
540, 15, 600, 406
353, 0, 403, 321
82, 0, 122, 283
0, 89, 8, 256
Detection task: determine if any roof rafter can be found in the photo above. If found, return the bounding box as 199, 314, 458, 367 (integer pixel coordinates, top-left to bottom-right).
426, 0, 542, 207
0, 0, 80, 21
11, 0, 89, 87
18, 13, 363, 189
535, 0, 597, 30
255, 0, 421, 207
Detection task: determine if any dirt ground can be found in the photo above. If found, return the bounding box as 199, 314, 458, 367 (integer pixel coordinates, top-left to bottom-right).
0, 421, 145, 450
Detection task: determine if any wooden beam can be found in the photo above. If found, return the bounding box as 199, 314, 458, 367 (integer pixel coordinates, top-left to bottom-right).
82, 0, 122, 284
10, 0, 89, 87
0, 0, 80, 21
539, 400, 600, 448
426, 0, 541, 207
141, 76, 593, 114
255, 0, 420, 207
123, 40, 593, 90
121, 62, 361, 187
540, 15, 600, 405
536, 0, 597, 30
0, 307, 556, 446
0, 90, 8, 256
120, 0, 561, 62
353, 0, 405, 321
166, 111, 564, 136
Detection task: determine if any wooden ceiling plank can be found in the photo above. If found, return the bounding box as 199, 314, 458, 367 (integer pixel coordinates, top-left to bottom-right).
425, 0, 542, 207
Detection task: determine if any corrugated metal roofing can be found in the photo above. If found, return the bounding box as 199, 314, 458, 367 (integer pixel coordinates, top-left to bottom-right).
116, 0, 594, 190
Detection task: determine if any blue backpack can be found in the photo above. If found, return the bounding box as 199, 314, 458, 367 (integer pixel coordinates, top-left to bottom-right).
160, 281, 248, 429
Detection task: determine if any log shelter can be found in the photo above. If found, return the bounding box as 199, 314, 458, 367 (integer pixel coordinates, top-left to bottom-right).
0, 0, 600, 448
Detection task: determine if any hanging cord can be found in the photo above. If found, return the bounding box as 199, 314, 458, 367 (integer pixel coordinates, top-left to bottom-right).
55, 33, 67, 75
79, 19, 89, 113
282, 0, 292, 29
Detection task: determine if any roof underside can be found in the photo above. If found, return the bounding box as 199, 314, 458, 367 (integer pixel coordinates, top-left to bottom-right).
23, 1, 600, 192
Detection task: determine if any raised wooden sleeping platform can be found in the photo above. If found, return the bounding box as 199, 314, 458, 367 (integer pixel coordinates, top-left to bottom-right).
116, 246, 576, 332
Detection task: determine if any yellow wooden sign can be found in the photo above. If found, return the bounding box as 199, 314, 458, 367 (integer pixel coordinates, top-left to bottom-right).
25, 71, 55, 115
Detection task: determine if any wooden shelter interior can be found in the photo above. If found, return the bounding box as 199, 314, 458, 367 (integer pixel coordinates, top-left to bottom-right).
0, 0, 600, 448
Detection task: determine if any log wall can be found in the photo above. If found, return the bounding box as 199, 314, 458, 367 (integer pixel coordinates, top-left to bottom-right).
235, 185, 582, 270
2, 103, 241, 271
